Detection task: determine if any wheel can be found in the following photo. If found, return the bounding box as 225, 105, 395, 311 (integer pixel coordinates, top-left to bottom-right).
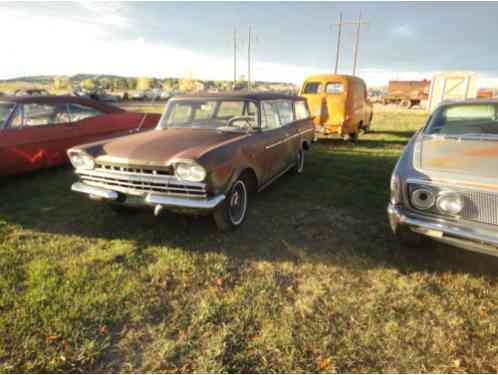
349, 131, 359, 143
400, 99, 411, 109
292, 149, 305, 174
213, 177, 248, 231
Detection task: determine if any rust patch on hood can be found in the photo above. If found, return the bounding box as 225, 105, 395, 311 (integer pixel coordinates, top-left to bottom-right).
81, 128, 247, 165
420, 136, 498, 179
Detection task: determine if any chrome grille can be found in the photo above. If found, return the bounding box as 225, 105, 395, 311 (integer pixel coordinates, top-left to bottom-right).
76, 169, 207, 199
460, 190, 498, 226
95, 162, 173, 176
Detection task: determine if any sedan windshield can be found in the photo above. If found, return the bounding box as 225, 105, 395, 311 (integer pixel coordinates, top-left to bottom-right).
159, 99, 258, 131
0, 103, 15, 128
426, 103, 498, 137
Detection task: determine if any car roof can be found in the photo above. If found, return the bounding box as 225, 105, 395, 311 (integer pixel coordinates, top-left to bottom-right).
174, 91, 304, 101
303, 74, 365, 84
440, 98, 498, 107
0, 95, 124, 113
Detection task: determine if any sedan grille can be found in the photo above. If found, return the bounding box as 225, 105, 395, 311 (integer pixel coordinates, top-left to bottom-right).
95, 162, 173, 176
77, 168, 207, 199
460, 190, 498, 226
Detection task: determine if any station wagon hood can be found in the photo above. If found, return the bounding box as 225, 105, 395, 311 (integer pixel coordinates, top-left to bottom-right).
417, 134, 498, 180
82, 128, 247, 165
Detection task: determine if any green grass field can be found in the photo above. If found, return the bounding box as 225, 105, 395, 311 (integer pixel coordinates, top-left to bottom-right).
1, 108, 498, 373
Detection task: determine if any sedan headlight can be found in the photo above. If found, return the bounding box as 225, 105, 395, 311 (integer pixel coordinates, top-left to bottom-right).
174, 162, 206, 182
411, 187, 436, 210
436, 191, 464, 216
67, 150, 95, 170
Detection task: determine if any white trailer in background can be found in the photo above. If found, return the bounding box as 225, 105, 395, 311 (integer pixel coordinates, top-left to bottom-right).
427, 72, 478, 112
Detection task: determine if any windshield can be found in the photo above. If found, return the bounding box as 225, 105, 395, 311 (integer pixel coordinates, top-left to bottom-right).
0, 103, 15, 128
426, 103, 498, 137
159, 99, 259, 131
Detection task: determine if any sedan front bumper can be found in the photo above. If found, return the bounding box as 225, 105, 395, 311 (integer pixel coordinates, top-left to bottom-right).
71, 182, 225, 212
388, 203, 498, 257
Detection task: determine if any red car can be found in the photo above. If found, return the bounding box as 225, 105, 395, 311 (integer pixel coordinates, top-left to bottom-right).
0, 96, 160, 177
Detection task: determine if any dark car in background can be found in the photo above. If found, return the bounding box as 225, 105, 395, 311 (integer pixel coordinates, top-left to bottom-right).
0, 96, 160, 177
388, 99, 498, 257
68, 92, 315, 230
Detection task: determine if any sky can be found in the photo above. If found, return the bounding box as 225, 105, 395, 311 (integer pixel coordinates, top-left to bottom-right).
1, 1, 498, 87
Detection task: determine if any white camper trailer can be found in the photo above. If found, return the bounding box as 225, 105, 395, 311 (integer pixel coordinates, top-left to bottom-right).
427, 72, 478, 112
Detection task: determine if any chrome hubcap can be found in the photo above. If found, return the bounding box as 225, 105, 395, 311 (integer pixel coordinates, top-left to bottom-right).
228, 181, 247, 225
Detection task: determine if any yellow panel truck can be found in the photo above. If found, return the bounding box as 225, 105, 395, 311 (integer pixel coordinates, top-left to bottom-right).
299, 74, 373, 142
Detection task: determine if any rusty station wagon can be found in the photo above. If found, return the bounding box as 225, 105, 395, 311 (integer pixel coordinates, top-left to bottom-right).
68, 92, 314, 230
388, 99, 498, 257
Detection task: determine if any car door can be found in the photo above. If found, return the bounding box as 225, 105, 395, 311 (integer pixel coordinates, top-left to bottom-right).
0, 102, 73, 174
256, 100, 290, 182
273, 99, 299, 167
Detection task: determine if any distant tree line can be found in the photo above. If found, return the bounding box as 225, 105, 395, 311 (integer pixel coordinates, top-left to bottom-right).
49, 75, 294, 94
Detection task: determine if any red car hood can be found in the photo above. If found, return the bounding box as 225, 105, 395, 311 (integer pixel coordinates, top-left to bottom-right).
83, 128, 247, 166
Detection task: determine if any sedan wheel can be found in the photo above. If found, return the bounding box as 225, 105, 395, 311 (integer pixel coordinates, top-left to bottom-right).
213, 178, 248, 231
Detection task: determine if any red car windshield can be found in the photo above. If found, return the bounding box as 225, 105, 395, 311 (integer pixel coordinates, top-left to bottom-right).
0, 103, 15, 128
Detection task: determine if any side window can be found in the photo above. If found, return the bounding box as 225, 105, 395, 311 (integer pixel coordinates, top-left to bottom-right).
261, 101, 280, 130
217, 101, 244, 118
244, 102, 257, 117
274, 100, 294, 125
302, 82, 322, 94
68, 104, 103, 123
295, 100, 310, 120
325, 82, 344, 94
11, 104, 70, 128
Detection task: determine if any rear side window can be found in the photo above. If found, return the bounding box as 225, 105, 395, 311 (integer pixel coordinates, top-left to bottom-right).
295, 101, 310, 120
0, 103, 15, 128
261, 101, 280, 130
325, 82, 344, 94
274, 100, 294, 125
11, 104, 70, 128
302, 82, 322, 94
68, 104, 103, 122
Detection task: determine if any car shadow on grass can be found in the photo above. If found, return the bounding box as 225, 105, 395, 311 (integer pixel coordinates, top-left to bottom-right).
1, 159, 498, 281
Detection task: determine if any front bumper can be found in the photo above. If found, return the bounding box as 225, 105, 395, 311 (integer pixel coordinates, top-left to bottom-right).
388, 203, 498, 257
71, 182, 225, 212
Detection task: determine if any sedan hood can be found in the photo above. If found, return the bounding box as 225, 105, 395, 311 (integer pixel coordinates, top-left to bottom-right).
419, 135, 498, 179
83, 128, 247, 166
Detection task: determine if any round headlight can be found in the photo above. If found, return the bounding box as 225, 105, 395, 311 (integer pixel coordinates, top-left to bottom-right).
436, 191, 464, 215
174, 162, 206, 182
411, 187, 435, 210
68, 151, 95, 170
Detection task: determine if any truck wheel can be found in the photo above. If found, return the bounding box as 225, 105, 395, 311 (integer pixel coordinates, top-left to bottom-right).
349, 131, 359, 143
400, 99, 411, 108
213, 177, 248, 231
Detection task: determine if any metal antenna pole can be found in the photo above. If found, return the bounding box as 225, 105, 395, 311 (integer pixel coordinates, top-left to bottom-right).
248, 25, 251, 91
334, 12, 342, 74
352, 12, 362, 76
233, 27, 237, 89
